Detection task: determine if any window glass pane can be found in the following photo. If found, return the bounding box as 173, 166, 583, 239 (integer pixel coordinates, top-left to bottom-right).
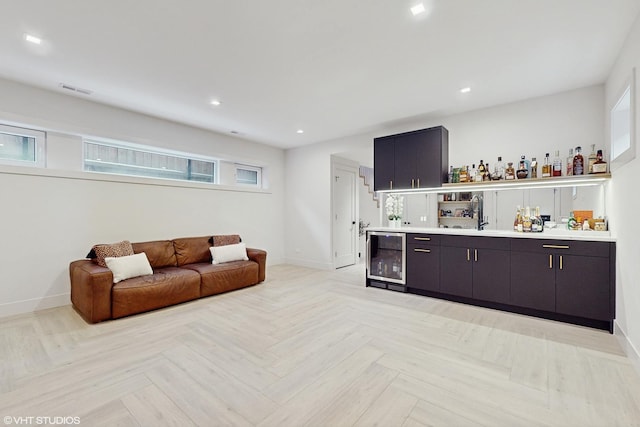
236, 167, 259, 185
84, 141, 216, 183
0, 132, 36, 162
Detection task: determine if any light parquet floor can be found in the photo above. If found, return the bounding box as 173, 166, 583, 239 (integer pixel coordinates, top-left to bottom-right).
1, 263, 640, 426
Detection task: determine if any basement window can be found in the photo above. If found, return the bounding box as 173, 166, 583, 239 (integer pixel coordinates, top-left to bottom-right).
0, 124, 46, 168
83, 140, 218, 184
235, 164, 262, 187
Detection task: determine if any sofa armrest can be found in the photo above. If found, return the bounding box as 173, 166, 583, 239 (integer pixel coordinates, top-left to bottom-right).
69, 260, 114, 323
246, 248, 267, 282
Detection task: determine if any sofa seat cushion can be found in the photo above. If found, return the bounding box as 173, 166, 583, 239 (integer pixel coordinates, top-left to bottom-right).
183, 261, 259, 297
111, 267, 200, 319
172, 236, 212, 266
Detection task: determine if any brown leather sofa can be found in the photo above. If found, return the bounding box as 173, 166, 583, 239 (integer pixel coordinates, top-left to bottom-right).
69, 235, 266, 323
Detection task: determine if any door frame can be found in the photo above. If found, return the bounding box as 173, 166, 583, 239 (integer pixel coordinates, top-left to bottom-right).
331, 156, 359, 269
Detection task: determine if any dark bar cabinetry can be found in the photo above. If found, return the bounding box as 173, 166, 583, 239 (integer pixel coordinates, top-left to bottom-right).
369, 230, 615, 332
373, 126, 448, 191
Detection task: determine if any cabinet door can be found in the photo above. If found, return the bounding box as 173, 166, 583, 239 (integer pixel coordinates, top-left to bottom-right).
415, 127, 447, 188
440, 246, 472, 297
556, 255, 611, 320
393, 134, 421, 189
373, 137, 395, 191
472, 248, 510, 304
407, 246, 440, 291
510, 251, 556, 312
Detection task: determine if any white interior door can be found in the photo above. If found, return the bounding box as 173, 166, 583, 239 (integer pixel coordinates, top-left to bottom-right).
333, 164, 357, 269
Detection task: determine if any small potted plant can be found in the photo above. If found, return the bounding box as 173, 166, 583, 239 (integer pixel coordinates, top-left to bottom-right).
385, 195, 404, 228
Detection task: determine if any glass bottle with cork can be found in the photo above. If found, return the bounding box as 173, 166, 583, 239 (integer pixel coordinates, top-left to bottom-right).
566, 148, 574, 176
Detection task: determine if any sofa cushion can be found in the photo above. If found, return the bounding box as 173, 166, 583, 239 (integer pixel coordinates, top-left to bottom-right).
210, 234, 241, 246
183, 261, 259, 297
210, 242, 248, 264
105, 252, 153, 284
111, 267, 200, 319
173, 236, 211, 266
131, 240, 177, 269
90, 240, 134, 267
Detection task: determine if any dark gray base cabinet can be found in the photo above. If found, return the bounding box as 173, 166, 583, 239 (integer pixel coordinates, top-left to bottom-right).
439, 235, 510, 304
391, 233, 615, 332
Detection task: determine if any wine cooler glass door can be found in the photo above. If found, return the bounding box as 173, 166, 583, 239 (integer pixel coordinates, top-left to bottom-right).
367, 232, 406, 284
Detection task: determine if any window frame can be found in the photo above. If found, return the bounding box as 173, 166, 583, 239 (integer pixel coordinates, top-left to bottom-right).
235, 163, 262, 187
0, 123, 46, 168
83, 138, 219, 184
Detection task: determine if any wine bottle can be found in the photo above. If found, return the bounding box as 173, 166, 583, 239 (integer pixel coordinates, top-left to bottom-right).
530, 157, 538, 178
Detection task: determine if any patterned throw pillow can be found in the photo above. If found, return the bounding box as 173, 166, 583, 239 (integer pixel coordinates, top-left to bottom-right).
211, 235, 241, 247
91, 240, 135, 268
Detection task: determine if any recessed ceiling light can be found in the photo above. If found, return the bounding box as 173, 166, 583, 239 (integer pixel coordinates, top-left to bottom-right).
210, 99, 221, 106
460, 87, 472, 94
296, 129, 304, 134
411, 3, 426, 15
24, 34, 42, 45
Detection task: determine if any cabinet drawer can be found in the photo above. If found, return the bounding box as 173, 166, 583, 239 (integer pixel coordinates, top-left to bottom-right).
407, 233, 441, 246
441, 235, 509, 250
510, 238, 610, 257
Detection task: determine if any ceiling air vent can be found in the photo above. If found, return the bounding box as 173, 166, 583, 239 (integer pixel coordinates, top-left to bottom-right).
59, 83, 93, 95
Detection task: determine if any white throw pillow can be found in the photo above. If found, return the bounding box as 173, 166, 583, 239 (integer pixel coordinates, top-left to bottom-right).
105, 252, 153, 284
210, 242, 249, 264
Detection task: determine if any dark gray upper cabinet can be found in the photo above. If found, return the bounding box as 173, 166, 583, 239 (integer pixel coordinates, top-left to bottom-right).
374, 126, 449, 191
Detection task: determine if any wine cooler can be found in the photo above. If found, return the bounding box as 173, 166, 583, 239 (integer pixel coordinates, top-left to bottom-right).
366, 231, 406, 291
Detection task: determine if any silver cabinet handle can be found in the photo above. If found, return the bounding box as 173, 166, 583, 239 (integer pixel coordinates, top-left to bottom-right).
414, 248, 431, 253
414, 237, 431, 241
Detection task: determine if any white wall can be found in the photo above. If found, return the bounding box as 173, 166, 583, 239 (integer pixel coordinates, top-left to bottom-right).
358, 169, 380, 261
0, 78, 285, 318
284, 85, 605, 268
605, 13, 640, 365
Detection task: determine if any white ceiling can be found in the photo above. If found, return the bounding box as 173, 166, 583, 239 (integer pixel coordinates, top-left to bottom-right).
1, 1, 639, 149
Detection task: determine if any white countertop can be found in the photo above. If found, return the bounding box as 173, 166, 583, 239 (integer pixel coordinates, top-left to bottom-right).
366, 226, 615, 242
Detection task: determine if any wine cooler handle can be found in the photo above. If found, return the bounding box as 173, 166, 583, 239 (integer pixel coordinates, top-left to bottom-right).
366, 237, 371, 273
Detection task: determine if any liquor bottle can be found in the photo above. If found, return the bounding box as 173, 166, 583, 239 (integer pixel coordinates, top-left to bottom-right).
477, 160, 486, 182
505, 162, 516, 180
484, 163, 491, 181
530, 157, 538, 178
517, 207, 524, 232
516, 156, 528, 179
573, 146, 584, 175
533, 206, 543, 232
523, 206, 532, 232
541, 153, 552, 177
448, 166, 454, 183
592, 150, 608, 174
588, 144, 597, 174
513, 206, 521, 231
459, 166, 468, 182
566, 148, 574, 176
470, 164, 477, 182
494, 156, 505, 180
552, 150, 562, 177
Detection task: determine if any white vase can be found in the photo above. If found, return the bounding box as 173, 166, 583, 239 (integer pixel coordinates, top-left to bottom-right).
388, 218, 401, 228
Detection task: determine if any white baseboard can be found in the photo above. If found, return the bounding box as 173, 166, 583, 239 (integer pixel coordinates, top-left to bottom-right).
614, 320, 640, 376
0, 293, 70, 319
283, 257, 333, 270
